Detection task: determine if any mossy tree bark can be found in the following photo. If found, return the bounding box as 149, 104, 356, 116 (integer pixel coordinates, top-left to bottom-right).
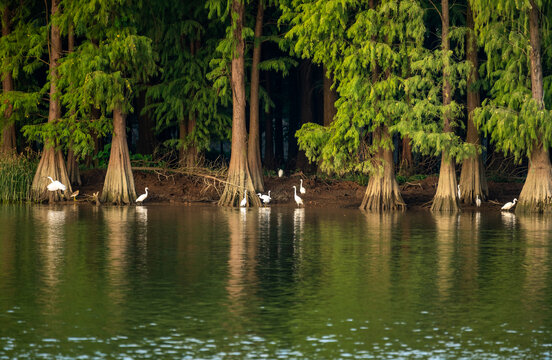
1, 8, 16, 155
247, 0, 265, 192
431, 0, 459, 212
101, 108, 137, 204
459, 2, 487, 204
516, 2, 552, 213
219, 0, 261, 208
360, 127, 406, 211
30, 0, 72, 202
66, 25, 81, 186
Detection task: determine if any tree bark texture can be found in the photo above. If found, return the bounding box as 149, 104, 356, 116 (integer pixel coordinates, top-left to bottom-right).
1, 8, 16, 155
459, 2, 487, 204
219, 0, 261, 207
30, 0, 72, 202
516, 2, 552, 213
360, 127, 406, 211
179, 114, 198, 167
322, 66, 337, 127
247, 0, 265, 192
66, 25, 81, 186
400, 136, 413, 176
101, 108, 137, 204
432, 0, 459, 212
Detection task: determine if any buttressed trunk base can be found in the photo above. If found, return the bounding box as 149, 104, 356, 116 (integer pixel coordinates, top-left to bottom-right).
516, 145, 552, 213
101, 109, 136, 204
31, 146, 72, 202
431, 155, 459, 212
360, 147, 405, 212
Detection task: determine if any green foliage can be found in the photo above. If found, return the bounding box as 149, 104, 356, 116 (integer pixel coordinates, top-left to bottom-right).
0, 154, 37, 202
471, 0, 552, 162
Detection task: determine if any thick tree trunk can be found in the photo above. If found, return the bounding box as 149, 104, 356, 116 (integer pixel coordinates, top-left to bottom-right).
432, 0, 459, 212
459, 2, 487, 204
66, 25, 81, 186
137, 90, 156, 155
247, 0, 265, 192
322, 66, 337, 127
1, 8, 16, 155
219, 0, 261, 207
295, 59, 313, 171
516, 2, 552, 213
30, 0, 72, 202
179, 115, 198, 167
360, 127, 405, 211
400, 136, 413, 176
101, 108, 137, 204
263, 72, 275, 169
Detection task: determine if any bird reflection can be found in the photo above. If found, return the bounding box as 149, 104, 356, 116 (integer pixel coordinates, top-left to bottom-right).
501, 211, 516, 228
293, 208, 305, 237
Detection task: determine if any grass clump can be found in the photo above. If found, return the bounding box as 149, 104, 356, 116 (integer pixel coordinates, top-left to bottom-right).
0, 154, 37, 203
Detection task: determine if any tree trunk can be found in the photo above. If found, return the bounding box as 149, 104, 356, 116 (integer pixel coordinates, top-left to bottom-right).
66, 25, 81, 186
295, 59, 313, 171
263, 72, 275, 169
101, 108, 137, 204
30, 0, 72, 202
137, 90, 156, 155
516, 1, 552, 213
431, 0, 459, 212
400, 136, 413, 176
322, 66, 337, 127
459, 2, 487, 204
1, 8, 16, 155
219, 0, 261, 207
247, 0, 265, 192
360, 126, 405, 211
179, 114, 198, 167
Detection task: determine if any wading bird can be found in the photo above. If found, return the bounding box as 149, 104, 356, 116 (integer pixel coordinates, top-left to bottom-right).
501, 198, 517, 211
70, 190, 79, 201
476, 195, 481, 207
47, 176, 66, 192
293, 186, 303, 207
260, 190, 271, 205
136, 187, 149, 205
457, 184, 461, 199
278, 169, 284, 178
240, 190, 247, 207
300, 179, 306, 194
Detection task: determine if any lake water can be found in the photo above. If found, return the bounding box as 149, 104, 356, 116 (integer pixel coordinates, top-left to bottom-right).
0, 205, 551, 359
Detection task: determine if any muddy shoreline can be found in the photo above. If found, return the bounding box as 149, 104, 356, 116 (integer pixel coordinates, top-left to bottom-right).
69, 169, 524, 211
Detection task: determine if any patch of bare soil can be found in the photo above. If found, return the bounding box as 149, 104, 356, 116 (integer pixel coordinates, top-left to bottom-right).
78, 169, 523, 210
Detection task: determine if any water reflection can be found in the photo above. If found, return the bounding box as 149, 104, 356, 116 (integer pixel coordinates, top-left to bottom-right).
293, 208, 305, 238
432, 213, 458, 299
103, 206, 131, 304
501, 211, 516, 228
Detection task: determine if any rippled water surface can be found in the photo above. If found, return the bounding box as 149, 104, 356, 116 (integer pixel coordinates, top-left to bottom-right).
1, 205, 552, 359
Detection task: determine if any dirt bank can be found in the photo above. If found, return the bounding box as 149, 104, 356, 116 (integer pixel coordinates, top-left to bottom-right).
78, 169, 523, 210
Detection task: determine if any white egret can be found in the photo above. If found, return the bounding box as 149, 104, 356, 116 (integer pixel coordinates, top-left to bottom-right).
300, 179, 306, 194
136, 187, 149, 205
240, 190, 247, 207
47, 176, 66, 192
457, 184, 461, 199
501, 198, 517, 211
293, 186, 303, 207
260, 190, 271, 205
278, 169, 284, 178
476, 194, 481, 207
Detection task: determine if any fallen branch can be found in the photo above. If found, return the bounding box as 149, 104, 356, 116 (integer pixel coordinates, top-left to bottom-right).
132, 166, 246, 190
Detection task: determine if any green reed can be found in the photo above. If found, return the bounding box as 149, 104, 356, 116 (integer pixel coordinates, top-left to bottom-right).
0, 154, 37, 203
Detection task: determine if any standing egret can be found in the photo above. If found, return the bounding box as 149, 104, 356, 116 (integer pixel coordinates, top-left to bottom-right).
293, 186, 303, 207
70, 190, 79, 201
136, 187, 149, 205
300, 179, 306, 194
260, 190, 271, 205
476, 195, 481, 207
457, 184, 461, 199
501, 198, 517, 211
278, 169, 284, 178
240, 190, 247, 207
47, 176, 66, 192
